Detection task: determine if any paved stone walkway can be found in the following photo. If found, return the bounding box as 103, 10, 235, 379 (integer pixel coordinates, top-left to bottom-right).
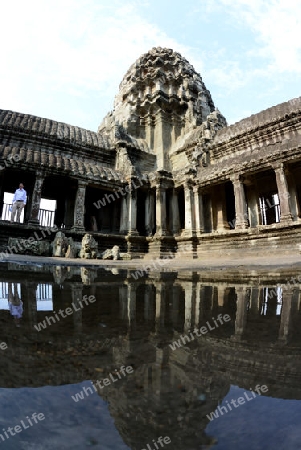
2, 252, 301, 272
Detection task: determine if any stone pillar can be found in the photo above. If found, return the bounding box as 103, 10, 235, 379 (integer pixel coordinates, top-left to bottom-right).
144, 284, 153, 321
23, 283, 38, 329
234, 286, 249, 337
287, 172, 300, 220
145, 189, 155, 236
72, 181, 86, 232
119, 196, 129, 234
128, 182, 138, 235
119, 285, 128, 319
127, 283, 137, 331
247, 184, 260, 227
250, 287, 260, 314
199, 285, 206, 321
155, 282, 166, 333
170, 188, 181, 235
217, 285, 225, 306
203, 193, 213, 233
171, 284, 180, 327
183, 281, 196, 332
194, 186, 204, 234
28, 173, 45, 225
231, 175, 249, 229
194, 282, 201, 328
183, 182, 195, 235
213, 186, 229, 231
155, 184, 167, 236
71, 285, 83, 333
279, 289, 295, 341
273, 163, 293, 223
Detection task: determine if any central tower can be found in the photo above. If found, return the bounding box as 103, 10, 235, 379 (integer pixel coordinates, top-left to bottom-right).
99, 47, 216, 171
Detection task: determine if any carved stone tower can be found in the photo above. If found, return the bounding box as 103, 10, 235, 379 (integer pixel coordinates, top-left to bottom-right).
98, 47, 216, 171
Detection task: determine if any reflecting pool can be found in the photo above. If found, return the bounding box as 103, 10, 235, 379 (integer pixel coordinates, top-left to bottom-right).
0, 262, 301, 449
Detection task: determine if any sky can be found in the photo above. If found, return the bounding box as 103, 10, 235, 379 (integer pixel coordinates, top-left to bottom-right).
1, 0, 301, 131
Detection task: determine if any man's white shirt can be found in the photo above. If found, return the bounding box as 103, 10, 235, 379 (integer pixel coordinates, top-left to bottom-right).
13, 188, 27, 204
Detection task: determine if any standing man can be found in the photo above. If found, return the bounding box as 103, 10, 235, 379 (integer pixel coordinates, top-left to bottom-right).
11, 183, 27, 223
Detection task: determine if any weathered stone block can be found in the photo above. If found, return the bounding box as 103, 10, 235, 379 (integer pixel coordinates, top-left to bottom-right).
8, 237, 50, 256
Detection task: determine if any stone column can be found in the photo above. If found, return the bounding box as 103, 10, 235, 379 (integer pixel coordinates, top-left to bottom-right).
217, 285, 226, 307
119, 285, 128, 319
23, 283, 38, 329
183, 182, 195, 235
194, 282, 201, 328
128, 182, 138, 235
119, 196, 129, 234
247, 183, 260, 227
170, 188, 181, 235
279, 289, 295, 341
203, 193, 213, 233
171, 284, 180, 327
231, 175, 249, 229
72, 181, 86, 232
234, 286, 249, 337
273, 163, 293, 223
28, 172, 45, 225
286, 172, 300, 220
127, 283, 137, 331
199, 285, 206, 321
250, 287, 260, 314
144, 284, 153, 321
155, 282, 166, 333
193, 186, 204, 234
183, 281, 196, 332
145, 189, 155, 236
71, 285, 83, 333
155, 184, 167, 236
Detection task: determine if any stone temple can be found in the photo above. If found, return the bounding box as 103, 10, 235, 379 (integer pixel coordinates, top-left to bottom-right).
1, 46, 301, 258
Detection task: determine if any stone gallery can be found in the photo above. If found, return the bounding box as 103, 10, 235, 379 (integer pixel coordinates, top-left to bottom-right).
0, 47, 301, 258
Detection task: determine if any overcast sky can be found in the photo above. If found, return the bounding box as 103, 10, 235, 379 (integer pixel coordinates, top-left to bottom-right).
1, 0, 300, 131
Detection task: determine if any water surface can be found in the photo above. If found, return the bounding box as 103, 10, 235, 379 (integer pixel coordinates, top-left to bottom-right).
0, 262, 301, 449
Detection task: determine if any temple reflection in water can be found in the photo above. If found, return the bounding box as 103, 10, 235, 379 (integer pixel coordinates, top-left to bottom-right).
1, 263, 301, 449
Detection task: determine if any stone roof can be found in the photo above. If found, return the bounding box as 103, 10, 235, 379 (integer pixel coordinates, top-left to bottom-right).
0, 109, 113, 150
0, 145, 125, 183
214, 96, 301, 144
0, 109, 152, 156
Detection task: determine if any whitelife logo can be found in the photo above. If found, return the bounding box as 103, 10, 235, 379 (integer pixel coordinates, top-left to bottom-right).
0, 412, 45, 443
140, 436, 171, 450
169, 314, 231, 350
71, 365, 134, 402
206, 384, 268, 422
34, 295, 96, 331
